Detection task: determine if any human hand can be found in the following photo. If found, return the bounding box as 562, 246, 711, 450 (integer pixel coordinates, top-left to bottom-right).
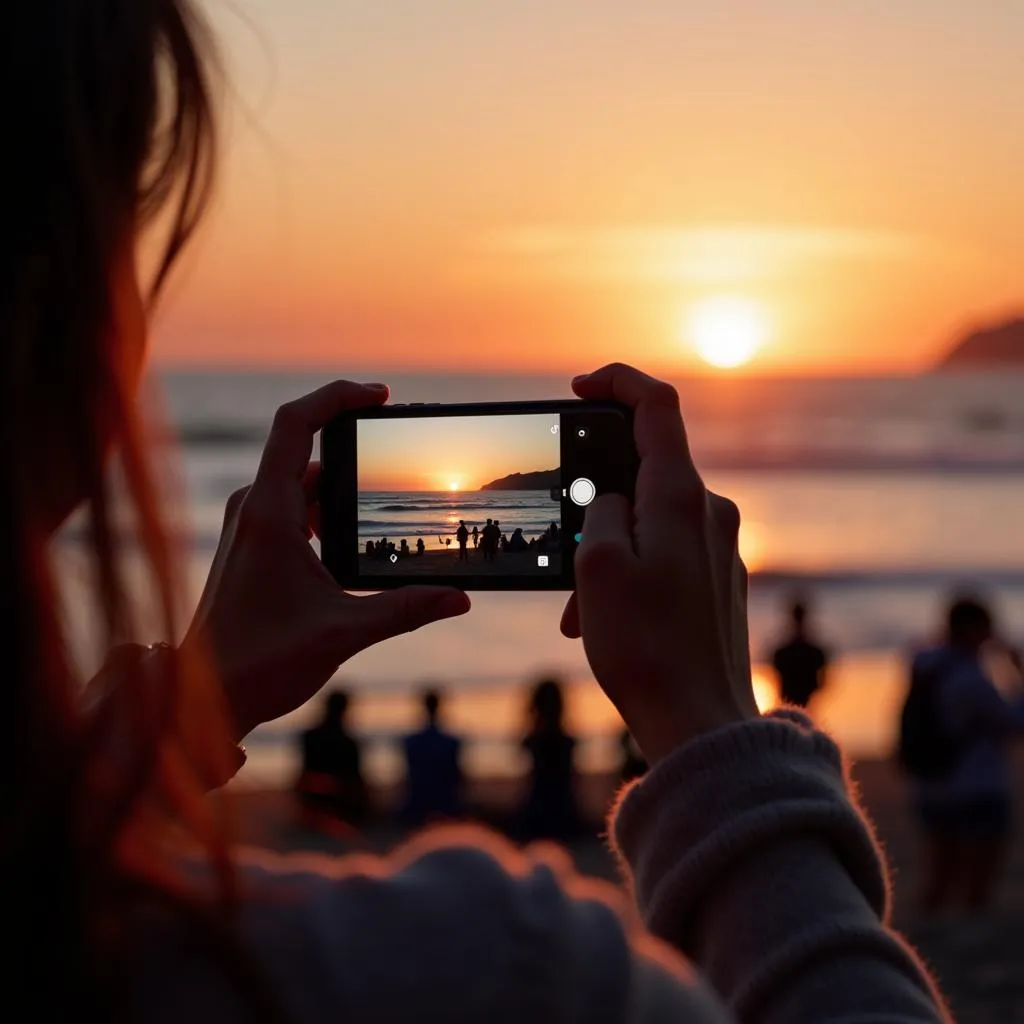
184, 381, 471, 740
560, 364, 758, 764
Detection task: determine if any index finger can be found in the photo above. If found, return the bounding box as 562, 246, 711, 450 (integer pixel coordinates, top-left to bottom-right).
571, 363, 691, 461
255, 381, 389, 484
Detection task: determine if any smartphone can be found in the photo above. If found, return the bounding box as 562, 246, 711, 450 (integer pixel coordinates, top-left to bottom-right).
320, 400, 638, 591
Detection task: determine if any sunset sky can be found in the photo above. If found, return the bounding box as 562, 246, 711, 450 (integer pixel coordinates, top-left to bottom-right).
357, 413, 560, 491
151, 1, 1024, 375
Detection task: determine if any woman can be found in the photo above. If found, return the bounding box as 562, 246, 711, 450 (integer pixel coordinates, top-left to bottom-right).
4, 2, 949, 1020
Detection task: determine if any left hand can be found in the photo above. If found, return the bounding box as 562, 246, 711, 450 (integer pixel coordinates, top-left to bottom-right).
184, 381, 471, 740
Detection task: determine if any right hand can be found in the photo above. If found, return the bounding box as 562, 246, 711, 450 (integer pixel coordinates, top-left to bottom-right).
560, 364, 758, 764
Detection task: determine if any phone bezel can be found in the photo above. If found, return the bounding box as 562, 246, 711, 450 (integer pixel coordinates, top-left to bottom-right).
320, 399, 636, 591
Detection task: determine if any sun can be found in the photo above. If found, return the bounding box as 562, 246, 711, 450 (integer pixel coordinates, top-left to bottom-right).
448, 480, 461, 492
685, 296, 769, 369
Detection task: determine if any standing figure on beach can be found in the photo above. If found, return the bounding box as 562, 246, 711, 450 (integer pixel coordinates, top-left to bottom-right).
402, 689, 464, 828
899, 596, 1024, 912
472, 525, 479, 549
416, 537, 426, 556
517, 679, 582, 841
771, 597, 830, 708
298, 690, 370, 826
456, 520, 470, 563
482, 518, 496, 562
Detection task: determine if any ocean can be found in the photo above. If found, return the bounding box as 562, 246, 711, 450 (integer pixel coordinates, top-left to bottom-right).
357, 491, 559, 548
142, 370, 1024, 787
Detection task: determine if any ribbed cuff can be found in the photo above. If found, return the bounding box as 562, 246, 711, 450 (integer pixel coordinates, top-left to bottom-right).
610, 710, 888, 949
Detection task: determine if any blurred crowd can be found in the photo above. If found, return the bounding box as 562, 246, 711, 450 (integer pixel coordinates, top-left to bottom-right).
296, 589, 1024, 913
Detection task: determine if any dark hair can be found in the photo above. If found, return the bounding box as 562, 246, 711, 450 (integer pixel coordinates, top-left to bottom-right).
1, 1, 231, 1017
422, 688, 442, 719
530, 678, 565, 728
947, 596, 992, 643
326, 689, 351, 722
790, 599, 808, 625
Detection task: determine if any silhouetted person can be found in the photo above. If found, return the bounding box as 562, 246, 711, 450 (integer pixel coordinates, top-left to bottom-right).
771, 599, 830, 708
518, 679, 581, 841
402, 689, 464, 828
548, 522, 560, 545
472, 525, 479, 549
902, 596, 1024, 912
619, 729, 647, 783
456, 520, 470, 563
508, 527, 528, 553
416, 537, 425, 556
365, 540, 374, 558
298, 690, 369, 825
482, 518, 497, 562
400, 539, 410, 557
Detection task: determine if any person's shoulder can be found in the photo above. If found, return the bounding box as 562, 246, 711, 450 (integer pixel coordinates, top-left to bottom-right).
229, 828, 719, 1021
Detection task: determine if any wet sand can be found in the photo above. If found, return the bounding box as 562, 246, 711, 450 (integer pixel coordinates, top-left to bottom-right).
224, 751, 1024, 1022
361, 548, 563, 577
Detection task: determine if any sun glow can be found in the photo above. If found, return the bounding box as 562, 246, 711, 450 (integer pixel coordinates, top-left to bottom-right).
448, 480, 462, 492
686, 296, 769, 369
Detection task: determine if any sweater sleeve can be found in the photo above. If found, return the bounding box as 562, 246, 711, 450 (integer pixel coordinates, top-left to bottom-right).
611, 709, 951, 1024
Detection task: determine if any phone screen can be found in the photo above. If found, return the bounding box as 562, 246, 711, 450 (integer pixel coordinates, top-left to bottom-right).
320, 400, 636, 591
357, 412, 564, 579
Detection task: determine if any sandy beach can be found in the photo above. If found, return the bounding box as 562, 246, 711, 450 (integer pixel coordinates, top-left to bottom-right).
224, 751, 1024, 1023
361, 548, 563, 577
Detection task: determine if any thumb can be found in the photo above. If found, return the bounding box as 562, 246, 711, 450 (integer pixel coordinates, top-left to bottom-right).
348, 587, 471, 648
574, 493, 638, 629
574, 493, 635, 590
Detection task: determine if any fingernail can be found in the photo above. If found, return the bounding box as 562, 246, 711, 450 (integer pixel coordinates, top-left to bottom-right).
572, 374, 589, 385
364, 382, 388, 391
438, 591, 470, 616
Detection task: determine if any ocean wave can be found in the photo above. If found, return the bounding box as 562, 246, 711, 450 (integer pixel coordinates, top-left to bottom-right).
178, 423, 267, 447
358, 521, 557, 535
698, 451, 1024, 473
371, 501, 553, 513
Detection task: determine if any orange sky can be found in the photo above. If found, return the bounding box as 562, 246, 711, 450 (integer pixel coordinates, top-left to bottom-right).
357, 413, 560, 492
151, 1, 1024, 375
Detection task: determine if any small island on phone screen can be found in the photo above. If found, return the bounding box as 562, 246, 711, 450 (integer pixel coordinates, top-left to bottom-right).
356, 412, 563, 577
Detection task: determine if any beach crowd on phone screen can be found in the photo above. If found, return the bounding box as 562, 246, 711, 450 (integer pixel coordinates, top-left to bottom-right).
359, 517, 564, 577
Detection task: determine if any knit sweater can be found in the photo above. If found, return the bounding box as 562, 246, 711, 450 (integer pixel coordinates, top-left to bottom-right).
135, 710, 949, 1022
